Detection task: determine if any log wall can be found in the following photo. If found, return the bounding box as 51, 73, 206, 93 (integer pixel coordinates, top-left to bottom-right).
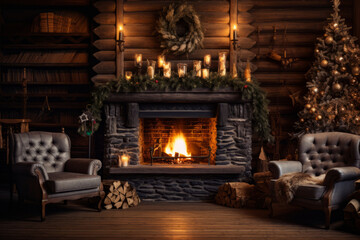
91, 0, 356, 161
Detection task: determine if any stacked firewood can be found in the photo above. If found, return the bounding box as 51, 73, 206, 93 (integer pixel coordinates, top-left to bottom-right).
215, 171, 272, 208
103, 181, 141, 209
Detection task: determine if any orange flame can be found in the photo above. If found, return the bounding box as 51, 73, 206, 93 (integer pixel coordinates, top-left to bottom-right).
165, 132, 191, 157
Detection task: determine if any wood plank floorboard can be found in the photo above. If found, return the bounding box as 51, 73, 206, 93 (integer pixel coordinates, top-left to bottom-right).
0, 189, 359, 239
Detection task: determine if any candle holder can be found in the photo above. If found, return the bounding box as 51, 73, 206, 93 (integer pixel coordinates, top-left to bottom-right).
157, 55, 165, 75
231, 25, 238, 50
218, 52, 227, 76
193, 60, 202, 77
118, 150, 130, 167
177, 63, 187, 77
116, 26, 125, 52
202, 68, 209, 79
163, 62, 171, 78
204, 54, 211, 69
134, 54, 142, 75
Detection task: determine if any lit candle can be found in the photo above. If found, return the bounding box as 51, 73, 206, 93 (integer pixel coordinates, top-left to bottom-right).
157, 55, 165, 68
233, 24, 237, 40
147, 60, 156, 79
125, 71, 132, 80
218, 52, 227, 76
193, 60, 202, 77
118, 26, 123, 41
163, 62, 171, 78
121, 154, 129, 167
204, 54, 211, 68
134, 54, 142, 68
177, 63, 187, 77
231, 63, 238, 78
244, 60, 251, 82
202, 68, 209, 79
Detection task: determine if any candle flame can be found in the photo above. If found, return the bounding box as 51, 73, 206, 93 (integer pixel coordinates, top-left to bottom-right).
233, 25, 237, 30
119, 26, 123, 31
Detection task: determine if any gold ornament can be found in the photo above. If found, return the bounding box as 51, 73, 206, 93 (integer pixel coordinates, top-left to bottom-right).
311, 87, 318, 93
352, 66, 360, 76
320, 59, 328, 67
305, 103, 312, 109
344, 45, 348, 52
356, 117, 360, 121
350, 78, 357, 85
310, 107, 316, 113
340, 66, 346, 72
320, 91, 325, 95
300, 118, 304, 123
350, 103, 354, 108
332, 82, 342, 92
316, 115, 322, 120
315, 48, 319, 53
340, 107, 346, 112
332, 70, 340, 76
325, 36, 333, 44
336, 56, 344, 62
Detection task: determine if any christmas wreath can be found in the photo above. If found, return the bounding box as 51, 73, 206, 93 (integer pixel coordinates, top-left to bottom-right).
156, 3, 204, 55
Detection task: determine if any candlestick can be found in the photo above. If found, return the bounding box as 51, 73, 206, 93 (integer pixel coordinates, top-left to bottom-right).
204, 54, 211, 68
119, 154, 129, 167
233, 25, 237, 40
119, 26, 123, 41
202, 68, 209, 79
125, 71, 132, 80
218, 52, 227, 76
117, 26, 125, 52
193, 60, 202, 77
177, 63, 187, 77
134, 54, 142, 75
163, 62, 171, 78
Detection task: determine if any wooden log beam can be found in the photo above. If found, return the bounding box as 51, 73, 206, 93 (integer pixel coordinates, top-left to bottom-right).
91, 74, 116, 84
94, 1, 116, 12
94, 13, 115, 24
92, 61, 116, 74
93, 39, 115, 50
94, 51, 116, 61
116, 0, 124, 77
93, 25, 115, 39
230, 0, 238, 74
123, 1, 230, 12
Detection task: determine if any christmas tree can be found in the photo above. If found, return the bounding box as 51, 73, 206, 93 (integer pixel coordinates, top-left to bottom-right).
295, 0, 360, 136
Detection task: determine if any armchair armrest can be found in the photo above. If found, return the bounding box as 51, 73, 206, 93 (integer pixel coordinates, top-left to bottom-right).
268, 160, 302, 179
12, 162, 49, 180
323, 167, 360, 186
64, 158, 102, 175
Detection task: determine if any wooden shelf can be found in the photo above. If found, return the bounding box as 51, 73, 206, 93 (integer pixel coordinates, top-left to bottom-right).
0, 63, 89, 67
1, 44, 89, 50
2, 33, 90, 37
0, 82, 89, 86
2, 0, 90, 7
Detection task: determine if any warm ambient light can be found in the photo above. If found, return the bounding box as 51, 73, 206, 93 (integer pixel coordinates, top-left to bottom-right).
233, 24, 237, 40
165, 132, 191, 159
118, 26, 123, 40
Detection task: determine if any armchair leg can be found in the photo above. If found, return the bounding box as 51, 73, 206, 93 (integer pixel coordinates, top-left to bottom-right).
324, 206, 332, 229
98, 190, 105, 211
41, 200, 47, 222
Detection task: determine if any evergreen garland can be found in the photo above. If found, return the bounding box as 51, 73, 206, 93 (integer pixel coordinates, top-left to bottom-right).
79, 73, 272, 142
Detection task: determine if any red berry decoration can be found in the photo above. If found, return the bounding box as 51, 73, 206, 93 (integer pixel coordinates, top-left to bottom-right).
244, 85, 248, 88
156, 80, 159, 83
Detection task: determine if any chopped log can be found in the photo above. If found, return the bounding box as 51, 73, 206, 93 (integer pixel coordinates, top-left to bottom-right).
102, 180, 141, 210
215, 182, 256, 208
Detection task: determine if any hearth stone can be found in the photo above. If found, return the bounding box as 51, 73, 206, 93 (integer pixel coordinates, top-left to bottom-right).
112, 174, 247, 201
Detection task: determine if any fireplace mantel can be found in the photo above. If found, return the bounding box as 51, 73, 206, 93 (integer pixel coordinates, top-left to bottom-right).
107, 89, 250, 103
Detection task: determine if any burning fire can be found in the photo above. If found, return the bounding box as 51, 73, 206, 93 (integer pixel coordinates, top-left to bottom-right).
164, 132, 191, 158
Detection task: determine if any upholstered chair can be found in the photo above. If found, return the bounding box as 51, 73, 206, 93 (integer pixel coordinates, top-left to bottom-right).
10, 131, 105, 221
268, 132, 360, 229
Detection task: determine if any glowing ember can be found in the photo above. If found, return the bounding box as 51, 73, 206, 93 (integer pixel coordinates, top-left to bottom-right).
164, 132, 191, 158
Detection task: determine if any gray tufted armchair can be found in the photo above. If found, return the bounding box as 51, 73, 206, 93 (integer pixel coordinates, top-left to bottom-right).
268, 132, 360, 229
10, 131, 105, 221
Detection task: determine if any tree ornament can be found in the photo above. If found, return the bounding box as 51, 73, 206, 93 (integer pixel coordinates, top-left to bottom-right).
356, 117, 360, 121
320, 91, 325, 95
310, 107, 316, 113
325, 36, 333, 44
352, 65, 360, 75
315, 48, 319, 53
311, 87, 318, 93
332, 82, 342, 92
336, 56, 344, 62
320, 59, 328, 67
340, 66, 347, 72
305, 103, 312, 109
332, 70, 340, 76
350, 78, 357, 85
344, 45, 348, 52
340, 106, 346, 112
300, 118, 304, 123
316, 115, 322, 120
156, 3, 204, 55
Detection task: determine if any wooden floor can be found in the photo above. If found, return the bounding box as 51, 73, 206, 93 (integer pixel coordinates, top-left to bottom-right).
0, 191, 359, 239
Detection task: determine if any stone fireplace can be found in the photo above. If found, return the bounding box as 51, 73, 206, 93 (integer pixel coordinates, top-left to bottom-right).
103, 90, 252, 201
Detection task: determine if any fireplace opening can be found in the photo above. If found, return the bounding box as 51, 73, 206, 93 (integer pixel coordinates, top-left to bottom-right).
139, 118, 217, 165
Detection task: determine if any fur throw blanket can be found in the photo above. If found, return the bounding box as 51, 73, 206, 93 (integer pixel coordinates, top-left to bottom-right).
274, 172, 325, 203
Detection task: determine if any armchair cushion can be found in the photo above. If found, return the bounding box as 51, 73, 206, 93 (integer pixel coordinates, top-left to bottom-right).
295, 184, 326, 200
323, 167, 360, 186
45, 172, 101, 194
13, 162, 49, 180
64, 158, 102, 175
268, 161, 302, 179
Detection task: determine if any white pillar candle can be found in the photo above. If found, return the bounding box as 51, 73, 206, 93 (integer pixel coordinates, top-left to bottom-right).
177, 63, 187, 77
121, 154, 129, 167
134, 54, 142, 67
202, 68, 209, 79
218, 52, 227, 76
204, 54, 211, 68
157, 55, 165, 68
125, 71, 132, 80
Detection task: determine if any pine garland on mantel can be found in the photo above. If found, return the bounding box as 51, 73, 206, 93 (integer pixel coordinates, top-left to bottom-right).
79, 73, 272, 142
